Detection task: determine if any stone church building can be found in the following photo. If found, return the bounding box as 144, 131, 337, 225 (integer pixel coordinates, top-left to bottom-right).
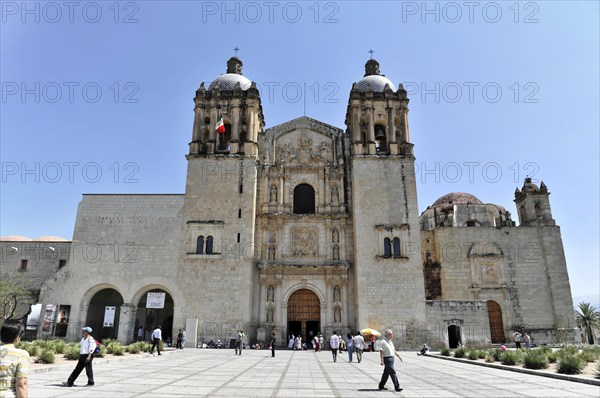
1, 57, 580, 348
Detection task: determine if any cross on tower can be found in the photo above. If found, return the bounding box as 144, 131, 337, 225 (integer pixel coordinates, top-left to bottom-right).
368, 49, 374, 59
233, 47, 240, 56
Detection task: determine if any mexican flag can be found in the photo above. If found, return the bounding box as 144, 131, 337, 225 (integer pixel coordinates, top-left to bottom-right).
215, 116, 225, 134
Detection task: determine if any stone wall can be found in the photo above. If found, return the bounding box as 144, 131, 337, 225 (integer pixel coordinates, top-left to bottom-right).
425, 300, 491, 347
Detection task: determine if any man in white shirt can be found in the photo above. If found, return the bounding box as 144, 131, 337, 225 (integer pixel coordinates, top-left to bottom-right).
63, 326, 97, 387
329, 331, 340, 362
378, 329, 403, 392
150, 326, 162, 355
353, 331, 365, 363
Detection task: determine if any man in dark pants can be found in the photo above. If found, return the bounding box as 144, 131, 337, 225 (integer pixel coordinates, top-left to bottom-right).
63, 326, 96, 387
270, 333, 276, 357
378, 329, 403, 392
150, 326, 162, 355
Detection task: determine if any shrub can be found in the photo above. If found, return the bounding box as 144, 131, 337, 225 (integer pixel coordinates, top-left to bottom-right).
126, 343, 141, 354
484, 354, 495, 363
440, 347, 451, 356
557, 353, 585, 374
95, 345, 108, 358
547, 351, 559, 363
477, 349, 486, 359
537, 345, 552, 356
37, 349, 56, 364
454, 347, 466, 358
580, 348, 600, 363
17, 341, 32, 352
522, 349, 549, 369
106, 341, 123, 354
140, 342, 152, 352
51, 340, 66, 354
111, 344, 125, 356
24, 345, 40, 358
64, 345, 80, 360
467, 350, 479, 360
595, 361, 600, 379
558, 345, 579, 358
33, 340, 52, 350
488, 348, 502, 362
500, 350, 521, 366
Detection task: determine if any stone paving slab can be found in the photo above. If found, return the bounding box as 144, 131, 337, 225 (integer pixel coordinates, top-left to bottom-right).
27, 349, 600, 397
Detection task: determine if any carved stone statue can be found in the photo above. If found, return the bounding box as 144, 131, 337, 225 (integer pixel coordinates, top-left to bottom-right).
332, 244, 340, 261
331, 185, 339, 204
270, 185, 277, 203
334, 307, 341, 323
332, 228, 339, 243
334, 285, 341, 302
268, 245, 275, 261
267, 307, 273, 323
267, 286, 274, 302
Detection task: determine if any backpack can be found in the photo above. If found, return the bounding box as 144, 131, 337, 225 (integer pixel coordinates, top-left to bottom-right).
93, 339, 102, 354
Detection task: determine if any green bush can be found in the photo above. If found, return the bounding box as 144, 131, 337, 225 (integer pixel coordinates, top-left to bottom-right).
595, 361, 600, 379
484, 354, 495, 363
580, 348, 600, 363
126, 343, 140, 354
488, 348, 502, 362
440, 347, 451, 356
51, 340, 66, 354
106, 341, 121, 354
17, 341, 32, 352
467, 349, 479, 360
547, 351, 559, 363
95, 345, 108, 358
37, 349, 56, 364
477, 349, 486, 359
24, 345, 41, 358
64, 345, 80, 360
557, 353, 585, 375
454, 347, 467, 358
537, 345, 552, 356
522, 349, 549, 369
33, 340, 52, 350
500, 350, 522, 366
558, 345, 579, 358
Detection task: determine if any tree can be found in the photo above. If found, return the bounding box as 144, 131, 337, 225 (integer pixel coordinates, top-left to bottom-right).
0, 272, 40, 321
574, 302, 600, 345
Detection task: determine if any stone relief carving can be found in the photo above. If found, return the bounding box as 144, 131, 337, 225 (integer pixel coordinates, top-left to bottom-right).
334, 306, 341, 323
266, 307, 273, 323
291, 228, 317, 257
275, 133, 332, 166
332, 244, 340, 261
270, 185, 278, 202
267, 245, 276, 261
331, 185, 339, 204
332, 228, 339, 243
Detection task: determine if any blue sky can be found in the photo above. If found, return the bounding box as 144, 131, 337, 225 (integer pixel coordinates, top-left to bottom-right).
1, 1, 598, 299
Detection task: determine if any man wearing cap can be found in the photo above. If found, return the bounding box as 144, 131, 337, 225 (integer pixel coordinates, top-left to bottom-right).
63, 326, 96, 387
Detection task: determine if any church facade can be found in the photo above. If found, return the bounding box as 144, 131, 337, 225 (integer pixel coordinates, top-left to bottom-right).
3, 57, 580, 348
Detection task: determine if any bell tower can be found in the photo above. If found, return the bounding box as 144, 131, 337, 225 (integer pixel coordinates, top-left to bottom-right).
178, 56, 264, 338
345, 58, 413, 156
345, 58, 426, 332
189, 56, 264, 156
514, 178, 556, 226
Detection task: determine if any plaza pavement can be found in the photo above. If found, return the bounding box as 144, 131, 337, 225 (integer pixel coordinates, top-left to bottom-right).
29, 348, 600, 397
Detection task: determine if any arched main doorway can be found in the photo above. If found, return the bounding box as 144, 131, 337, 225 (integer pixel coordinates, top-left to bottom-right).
135, 289, 174, 343
85, 288, 124, 341
487, 300, 505, 343
287, 289, 320, 345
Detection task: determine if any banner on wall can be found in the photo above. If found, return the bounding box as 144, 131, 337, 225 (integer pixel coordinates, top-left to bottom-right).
103, 306, 116, 327
54, 305, 71, 337
146, 292, 165, 309
41, 304, 57, 336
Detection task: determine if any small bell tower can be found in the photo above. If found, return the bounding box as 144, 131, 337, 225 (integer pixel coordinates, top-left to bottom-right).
514, 178, 556, 226
188, 56, 264, 156
345, 58, 413, 156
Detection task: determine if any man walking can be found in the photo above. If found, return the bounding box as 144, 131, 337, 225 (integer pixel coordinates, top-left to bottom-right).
329, 331, 340, 362
269, 332, 276, 357
353, 331, 365, 363
181, 329, 186, 349
513, 331, 522, 349
63, 326, 96, 387
150, 326, 162, 355
235, 329, 245, 355
378, 329, 403, 392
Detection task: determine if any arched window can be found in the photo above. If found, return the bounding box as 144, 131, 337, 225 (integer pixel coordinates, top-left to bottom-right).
196, 236, 205, 254
217, 123, 232, 151
293, 184, 315, 214
383, 238, 392, 258
393, 238, 401, 257
206, 236, 214, 254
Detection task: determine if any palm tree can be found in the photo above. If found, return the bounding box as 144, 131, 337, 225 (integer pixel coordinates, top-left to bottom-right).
574, 302, 600, 344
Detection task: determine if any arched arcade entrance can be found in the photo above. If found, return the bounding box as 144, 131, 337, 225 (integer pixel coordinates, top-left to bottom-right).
287, 289, 320, 345
135, 289, 174, 343
85, 288, 124, 341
